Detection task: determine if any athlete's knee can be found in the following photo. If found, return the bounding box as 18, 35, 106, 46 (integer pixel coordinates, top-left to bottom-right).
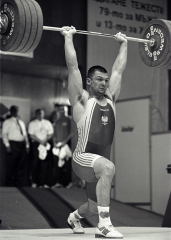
93, 158, 115, 179
103, 161, 115, 177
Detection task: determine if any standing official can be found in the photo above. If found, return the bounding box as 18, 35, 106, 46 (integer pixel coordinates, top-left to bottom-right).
2, 105, 29, 186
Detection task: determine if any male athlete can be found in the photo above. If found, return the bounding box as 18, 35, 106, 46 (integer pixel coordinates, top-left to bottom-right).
61, 26, 127, 238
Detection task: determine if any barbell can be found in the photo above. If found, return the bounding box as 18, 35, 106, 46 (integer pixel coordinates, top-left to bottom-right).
0, 0, 171, 67
43, 26, 153, 45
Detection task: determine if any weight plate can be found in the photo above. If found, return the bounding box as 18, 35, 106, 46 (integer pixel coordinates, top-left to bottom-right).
15, 0, 32, 52
0, 0, 26, 51
29, 0, 43, 52
22, 0, 43, 53
164, 21, 171, 68
139, 19, 171, 67
20, 0, 38, 53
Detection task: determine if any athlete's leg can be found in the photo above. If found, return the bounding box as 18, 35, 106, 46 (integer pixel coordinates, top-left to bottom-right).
67, 206, 86, 234
71, 156, 114, 217
92, 157, 123, 238
78, 182, 98, 217
86, 182, 98, 217
67, 163, 98, 233
68, 198, 98, 234
67, 183, 97, 233
77, 202, 89, 216
69, 155, 123, 238
93, 157, 115, 206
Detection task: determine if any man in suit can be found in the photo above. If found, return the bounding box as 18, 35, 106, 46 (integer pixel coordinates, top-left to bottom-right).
2, 105, 29, 186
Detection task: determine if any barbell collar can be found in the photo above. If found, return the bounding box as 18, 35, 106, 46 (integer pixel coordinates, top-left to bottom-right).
43, 26, 153, 45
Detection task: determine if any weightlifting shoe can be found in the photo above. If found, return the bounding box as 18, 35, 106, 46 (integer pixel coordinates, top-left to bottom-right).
95, 224, 123, 238
67, 213, 85, 234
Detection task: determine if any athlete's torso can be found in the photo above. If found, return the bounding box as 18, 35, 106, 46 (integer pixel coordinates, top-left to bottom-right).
74, 97, 115, 159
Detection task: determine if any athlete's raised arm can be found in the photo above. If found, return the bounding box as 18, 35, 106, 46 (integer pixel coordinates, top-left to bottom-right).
109, 32, 128, 101
61, 26, 84, 106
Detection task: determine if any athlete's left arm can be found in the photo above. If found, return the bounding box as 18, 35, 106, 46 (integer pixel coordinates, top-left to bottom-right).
108, 33, 128, 101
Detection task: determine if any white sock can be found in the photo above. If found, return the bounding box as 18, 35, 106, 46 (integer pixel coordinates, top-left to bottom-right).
72, 209, 83, 219
97, 206, 112, 226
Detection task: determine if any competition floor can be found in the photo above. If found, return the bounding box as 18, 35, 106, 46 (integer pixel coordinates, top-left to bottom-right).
0, 187, 170, 239
0, 227, 171, 240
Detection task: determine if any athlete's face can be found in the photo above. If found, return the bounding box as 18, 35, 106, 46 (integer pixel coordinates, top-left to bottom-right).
90, 70, 109, 96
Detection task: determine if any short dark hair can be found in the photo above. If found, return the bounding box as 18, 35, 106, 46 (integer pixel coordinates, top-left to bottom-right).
87, 65, 108, 79
10, 105, 18, 115
35, 108, 44, 115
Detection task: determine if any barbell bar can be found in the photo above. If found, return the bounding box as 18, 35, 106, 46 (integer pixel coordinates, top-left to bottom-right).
43, 26, 154, 45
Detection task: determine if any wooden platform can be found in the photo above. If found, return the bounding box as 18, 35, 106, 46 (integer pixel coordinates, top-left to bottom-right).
0, 227, 170, 240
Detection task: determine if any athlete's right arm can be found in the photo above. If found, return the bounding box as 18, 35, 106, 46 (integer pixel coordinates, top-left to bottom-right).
61, 26, 83, 106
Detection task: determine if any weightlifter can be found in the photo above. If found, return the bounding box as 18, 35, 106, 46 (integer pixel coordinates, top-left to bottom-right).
61, 26, 127, 239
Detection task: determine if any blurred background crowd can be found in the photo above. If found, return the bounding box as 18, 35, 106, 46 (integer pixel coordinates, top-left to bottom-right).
0, 103, 83, 189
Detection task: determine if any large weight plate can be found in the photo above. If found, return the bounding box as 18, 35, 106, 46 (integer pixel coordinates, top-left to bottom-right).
139, 19, 171, 67
29, 0, 43, 52
14, 0, 32, 52
0, 0, 26, 51
22, 0, 43, 53
20, 0, 38, 53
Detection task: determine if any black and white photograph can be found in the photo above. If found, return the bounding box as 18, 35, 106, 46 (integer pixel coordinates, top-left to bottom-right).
0, 0, 171, 239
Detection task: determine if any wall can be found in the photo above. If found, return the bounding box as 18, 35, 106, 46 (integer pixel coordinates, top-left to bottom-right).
114, 98, 151, 203
1, 72, 57, 119
113, 98, 171, 216
151, 133, 171, 215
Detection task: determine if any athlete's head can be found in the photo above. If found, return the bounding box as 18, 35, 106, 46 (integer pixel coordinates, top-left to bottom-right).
86, 65, 109, 97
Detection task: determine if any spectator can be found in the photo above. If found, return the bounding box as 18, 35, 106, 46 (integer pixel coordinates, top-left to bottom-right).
49, 103, 60, 124
51, 104, 73, 188
2, 105, 29, 186
28, 108, 54, 188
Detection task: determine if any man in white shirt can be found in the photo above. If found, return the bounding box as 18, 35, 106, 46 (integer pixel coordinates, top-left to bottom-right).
28, 108, 54, 187
2, 105, 29, 186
